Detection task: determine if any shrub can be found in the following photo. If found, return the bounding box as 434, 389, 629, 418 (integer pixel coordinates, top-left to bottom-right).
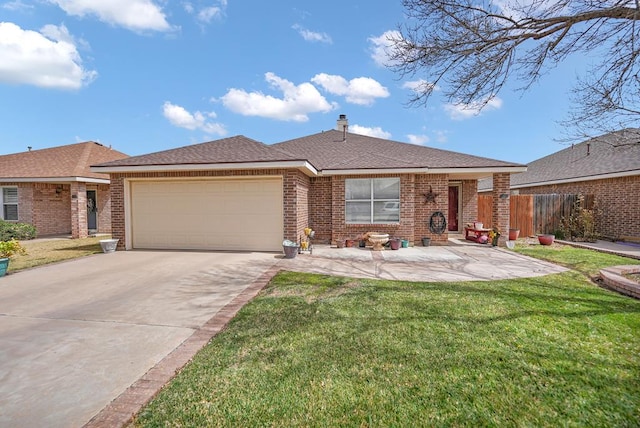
560, 195, 599, 242
0, 220, 37, 241
0, 239, 26, 258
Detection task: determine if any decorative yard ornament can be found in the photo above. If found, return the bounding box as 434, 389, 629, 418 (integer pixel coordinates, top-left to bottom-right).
424, 186, 439, 203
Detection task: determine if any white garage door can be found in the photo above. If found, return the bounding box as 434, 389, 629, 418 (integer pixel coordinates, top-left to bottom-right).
130, 178, 283, 251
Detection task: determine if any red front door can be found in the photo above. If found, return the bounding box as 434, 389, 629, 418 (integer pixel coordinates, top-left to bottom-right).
448, 186, 459, 231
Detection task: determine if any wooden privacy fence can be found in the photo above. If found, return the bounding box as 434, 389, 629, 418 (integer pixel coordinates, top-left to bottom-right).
477, 194, 593, 237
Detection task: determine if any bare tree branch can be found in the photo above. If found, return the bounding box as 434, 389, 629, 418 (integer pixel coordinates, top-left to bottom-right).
391, 0, 640, 139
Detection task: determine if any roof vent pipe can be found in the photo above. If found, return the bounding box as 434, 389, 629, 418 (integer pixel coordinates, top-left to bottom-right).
336, 114, 348, 141
587, 143, 590, 156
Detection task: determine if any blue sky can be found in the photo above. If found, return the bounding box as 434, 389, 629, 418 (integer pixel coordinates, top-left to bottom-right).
0, 0, 590, 163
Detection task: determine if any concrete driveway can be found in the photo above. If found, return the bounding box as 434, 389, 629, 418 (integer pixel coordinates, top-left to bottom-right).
0, 250, 280, 428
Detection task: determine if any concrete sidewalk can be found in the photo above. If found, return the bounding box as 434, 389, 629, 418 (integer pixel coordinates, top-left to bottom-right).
280, 244, 567, 282
558, 239, 640, 260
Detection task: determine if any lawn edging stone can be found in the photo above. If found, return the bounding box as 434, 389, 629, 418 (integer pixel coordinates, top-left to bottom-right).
600, 265, 640, 299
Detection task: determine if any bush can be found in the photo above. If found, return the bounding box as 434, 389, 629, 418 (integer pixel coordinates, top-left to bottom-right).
0, 220, 37, 241
0, 239, 26, 258
560, 195, 599, 242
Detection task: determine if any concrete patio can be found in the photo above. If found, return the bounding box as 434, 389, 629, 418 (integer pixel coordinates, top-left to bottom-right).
280, 241, 568, 282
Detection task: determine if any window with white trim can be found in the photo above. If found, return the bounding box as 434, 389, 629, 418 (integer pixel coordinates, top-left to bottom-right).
345, 178, 400, 223
1, 187, 18, 221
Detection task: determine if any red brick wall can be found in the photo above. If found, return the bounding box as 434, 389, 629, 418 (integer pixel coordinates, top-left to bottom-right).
31, 183, 72, 236
109, 170, 480, 249
309, 177, 332, 243
461, 180, 478, 227
492, 173, 511, 245
518, 175, 640, 240
415, 174, 449, 244
70, 182, 88, 239
95, 184, 112, 233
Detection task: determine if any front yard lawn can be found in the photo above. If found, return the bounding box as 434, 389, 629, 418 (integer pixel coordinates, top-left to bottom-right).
133, 245, 640, 427
7, 236, 105, 273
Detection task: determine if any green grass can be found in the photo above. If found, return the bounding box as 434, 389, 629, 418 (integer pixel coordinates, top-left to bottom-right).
7, 236, 105, 273
514, 242, 640, 278
133, 245, 640, 427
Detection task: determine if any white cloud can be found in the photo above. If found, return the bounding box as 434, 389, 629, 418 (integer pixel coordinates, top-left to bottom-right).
434, 130, 448, 144
402, 79, 439, 94
407, 134, 430, 145
48, 0, 173, 32
350, 124, 391, 139
369, 30, 401, 67
2, 0, 33, 11
292, 24, 332, 44
162, 101, 226, 135
198, 6, 222, 23
0, 22, 96, 89
220, 72, 336, 122
444, 96, 503, 120
311, 73, 389, 106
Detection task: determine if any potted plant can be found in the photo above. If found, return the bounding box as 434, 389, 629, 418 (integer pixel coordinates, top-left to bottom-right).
489, 227, 501, 246
422, 237, 431, 247
389, 238, 401, 250
538, 234, 555, 245
508, 228, 520, 241
0, 239, 27, 277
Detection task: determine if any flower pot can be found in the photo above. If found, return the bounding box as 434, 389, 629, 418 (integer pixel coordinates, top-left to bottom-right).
389, 239, 400, 250
508, 229, 520, 241
282, 244, 299, 258
401, 239, 409, 248
538, 234, 555, 246
422, 237, 431, 247
99, 239, 119, 254
336, 240, 345, 248
345, 239, 355, 247
358, 240, 366, 248
0, 257, 9, 278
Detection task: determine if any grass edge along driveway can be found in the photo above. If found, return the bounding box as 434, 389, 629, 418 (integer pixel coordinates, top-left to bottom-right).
132, 245, 640, 427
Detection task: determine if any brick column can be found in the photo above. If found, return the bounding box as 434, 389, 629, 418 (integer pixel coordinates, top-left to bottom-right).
70, 182, 88, 239
492, 173, 510, 246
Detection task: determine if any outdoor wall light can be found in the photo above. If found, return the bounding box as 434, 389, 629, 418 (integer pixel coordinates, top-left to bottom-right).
55, 185, 63, 194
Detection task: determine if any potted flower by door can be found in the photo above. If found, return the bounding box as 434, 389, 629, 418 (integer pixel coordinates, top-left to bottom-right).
0, 239, 27, 277
508, 228, 520, 241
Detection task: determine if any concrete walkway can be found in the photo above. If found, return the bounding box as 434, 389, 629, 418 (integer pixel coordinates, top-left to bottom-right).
280, 244, 567, 282
558, 239, 640, 260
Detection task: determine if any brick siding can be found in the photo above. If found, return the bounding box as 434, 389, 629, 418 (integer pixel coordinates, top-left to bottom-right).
109, 170, 486, 250
492, 173, 511, 245
518, 175, 640, 240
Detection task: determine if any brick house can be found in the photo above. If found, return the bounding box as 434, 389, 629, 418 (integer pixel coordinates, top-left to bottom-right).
0, 142, 129, 238
479, 128, 640, 241
92, 116, 525, 251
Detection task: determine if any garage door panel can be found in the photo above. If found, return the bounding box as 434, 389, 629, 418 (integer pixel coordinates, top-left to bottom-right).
131, 179, 283, 251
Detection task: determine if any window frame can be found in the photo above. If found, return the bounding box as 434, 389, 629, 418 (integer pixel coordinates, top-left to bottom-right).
1, 187, 18, 221
345, 178, 400, 224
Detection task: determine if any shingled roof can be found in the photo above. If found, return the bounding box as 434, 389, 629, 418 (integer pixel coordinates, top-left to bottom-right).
95, 135, 302, 168
0, 142, 128, 181
512, 128, 640, 188
94, 131, 524, 177
273, 130, 522, 170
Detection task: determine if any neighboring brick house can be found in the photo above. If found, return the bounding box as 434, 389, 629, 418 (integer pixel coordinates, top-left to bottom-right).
92, 116, 525, 251
0, 142, 129, 238
480, 129, 640, 241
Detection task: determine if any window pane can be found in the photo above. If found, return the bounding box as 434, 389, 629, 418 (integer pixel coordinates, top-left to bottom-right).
345, 179, 371, 200
346, 201, 371, 223
374, 201, 400, 223
373, 178, 399, 199
3, 188, 18, 204
3, 204, 17, 221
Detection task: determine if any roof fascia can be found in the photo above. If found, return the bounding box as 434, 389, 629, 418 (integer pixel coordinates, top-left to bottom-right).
512, 169, 640, 189
91, 160, 318, 176
320, 166, 527, 176
0, 177, 110, 184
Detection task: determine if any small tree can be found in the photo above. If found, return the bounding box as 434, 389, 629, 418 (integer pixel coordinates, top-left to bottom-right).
390, 0, 640, 138
561, 195, 598, 242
